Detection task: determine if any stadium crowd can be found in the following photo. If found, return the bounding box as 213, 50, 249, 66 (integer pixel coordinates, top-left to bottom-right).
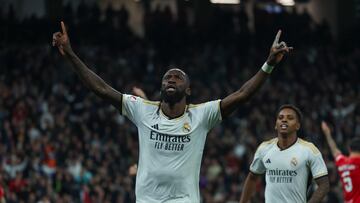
0, 1, 359, 203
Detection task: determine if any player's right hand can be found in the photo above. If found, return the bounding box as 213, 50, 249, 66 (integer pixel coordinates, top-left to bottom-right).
321, 121, 331, 137
52, 21, 72, 55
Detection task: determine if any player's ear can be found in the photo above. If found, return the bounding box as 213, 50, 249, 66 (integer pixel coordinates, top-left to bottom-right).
185, 87, 191, 97
295, 122, 300, 131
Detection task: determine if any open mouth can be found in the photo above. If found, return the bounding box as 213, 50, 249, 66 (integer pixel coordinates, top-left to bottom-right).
165, 85, 177, 92
280, 124, 288, 130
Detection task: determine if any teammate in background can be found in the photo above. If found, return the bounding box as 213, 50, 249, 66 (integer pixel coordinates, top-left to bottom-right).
52, 21, 292, 203
321, 121, 360, 203
0, 186, 5, 203
240, 105, 329, 203
132, 86, 148, 100
0, 174, 5, 203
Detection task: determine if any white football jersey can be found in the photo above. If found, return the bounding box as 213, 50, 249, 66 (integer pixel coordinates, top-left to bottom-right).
122, 94, 222, 203
250, 138, 328, 203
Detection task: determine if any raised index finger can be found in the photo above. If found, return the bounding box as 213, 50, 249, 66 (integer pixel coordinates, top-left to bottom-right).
272, 30, 282, 47
61, 21, 67, 35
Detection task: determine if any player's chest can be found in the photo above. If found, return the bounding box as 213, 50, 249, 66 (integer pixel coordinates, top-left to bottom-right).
141, 112, 200, 134
262, 148, 307, 171
139, 113, 204, 153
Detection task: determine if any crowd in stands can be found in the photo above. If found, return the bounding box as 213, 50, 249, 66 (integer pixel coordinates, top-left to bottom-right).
0, 1, 359, 202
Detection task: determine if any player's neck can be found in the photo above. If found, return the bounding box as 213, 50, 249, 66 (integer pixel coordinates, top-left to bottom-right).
277, 133, 298, 150
350, 152, 360, 157
160, 100, 187, 119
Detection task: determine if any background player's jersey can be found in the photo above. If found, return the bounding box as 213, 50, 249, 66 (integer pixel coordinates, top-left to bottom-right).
0, 185, 4, 199
250, 138, 328, 203
122, 94, 222, 203
335, 154, 360, 203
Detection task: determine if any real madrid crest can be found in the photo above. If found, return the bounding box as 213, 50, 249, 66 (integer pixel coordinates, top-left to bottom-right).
290, 157, 298, 167
183, 122, 191, 133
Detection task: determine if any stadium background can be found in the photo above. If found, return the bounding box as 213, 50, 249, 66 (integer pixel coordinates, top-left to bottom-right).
0, 0, 359, 202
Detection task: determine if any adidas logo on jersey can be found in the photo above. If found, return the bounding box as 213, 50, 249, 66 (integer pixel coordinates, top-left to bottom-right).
265, 159, 271, 164
151, 124, 159, 130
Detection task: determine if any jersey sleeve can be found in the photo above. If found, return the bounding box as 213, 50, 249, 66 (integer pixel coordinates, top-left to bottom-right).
199, 99, 222, 130
250, 144, 266, 175
308, 145, 328, 179
335, 154, 346, 167
121, 94, 144, 125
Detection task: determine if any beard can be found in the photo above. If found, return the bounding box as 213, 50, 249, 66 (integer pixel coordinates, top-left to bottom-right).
160, 88, 186, 104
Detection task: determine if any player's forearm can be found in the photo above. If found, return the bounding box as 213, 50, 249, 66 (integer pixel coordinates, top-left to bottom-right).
308, 176, 329, 203
239, 173, 259, 203
65, 50, 111, 97
222, 69, 268, 117
324, 133, 341, 158
237, 69, 269, 102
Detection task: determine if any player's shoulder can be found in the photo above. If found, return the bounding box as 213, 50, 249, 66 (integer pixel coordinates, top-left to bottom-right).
188, 102, 205, 109
257, 138, 278, 151
336, 154, 360, 163
122, 94, 159, 110
188, 99, 221, 109
335, 153, 347, 163
142, 99, 160, 106
141, 99, 161, 113
124, 94, 159, 105
297, 138, 321, 155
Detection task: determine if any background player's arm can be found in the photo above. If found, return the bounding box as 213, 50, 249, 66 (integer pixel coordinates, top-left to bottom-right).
308, 176, 330, 203
239, 172, 261, 203
221, 30, 292, 118
52, 21, 122, 110
321, 121, 341, 158
132, 86, 148, 100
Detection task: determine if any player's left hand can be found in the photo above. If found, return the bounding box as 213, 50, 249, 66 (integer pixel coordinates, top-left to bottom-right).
52, 21, 72, 56
266, 30, 293, 66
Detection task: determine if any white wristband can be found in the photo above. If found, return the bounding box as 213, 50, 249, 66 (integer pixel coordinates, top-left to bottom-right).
261, 62, 274, 74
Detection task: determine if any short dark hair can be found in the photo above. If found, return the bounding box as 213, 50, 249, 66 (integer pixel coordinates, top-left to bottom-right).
349, 137, 360, 152
163, 67, 191, 87
277, 104, 303, 123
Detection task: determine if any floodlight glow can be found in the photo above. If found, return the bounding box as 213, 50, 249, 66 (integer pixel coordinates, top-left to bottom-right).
210, 0, 240, 4
277, 0, 295, 6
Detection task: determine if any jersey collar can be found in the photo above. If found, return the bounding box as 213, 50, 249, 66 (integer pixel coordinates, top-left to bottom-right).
159, 105, 188, 120
276, 137, 299, 151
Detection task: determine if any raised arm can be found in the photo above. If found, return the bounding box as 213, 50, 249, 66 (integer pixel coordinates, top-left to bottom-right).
321, 121, 341, 158
308, 176, 330, 203
221, 30, 293, 118
239, 172, 261, 203
52, 21, 122, 110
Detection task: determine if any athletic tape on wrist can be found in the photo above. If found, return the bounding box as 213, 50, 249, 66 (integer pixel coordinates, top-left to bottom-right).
261, 62, 274, 74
